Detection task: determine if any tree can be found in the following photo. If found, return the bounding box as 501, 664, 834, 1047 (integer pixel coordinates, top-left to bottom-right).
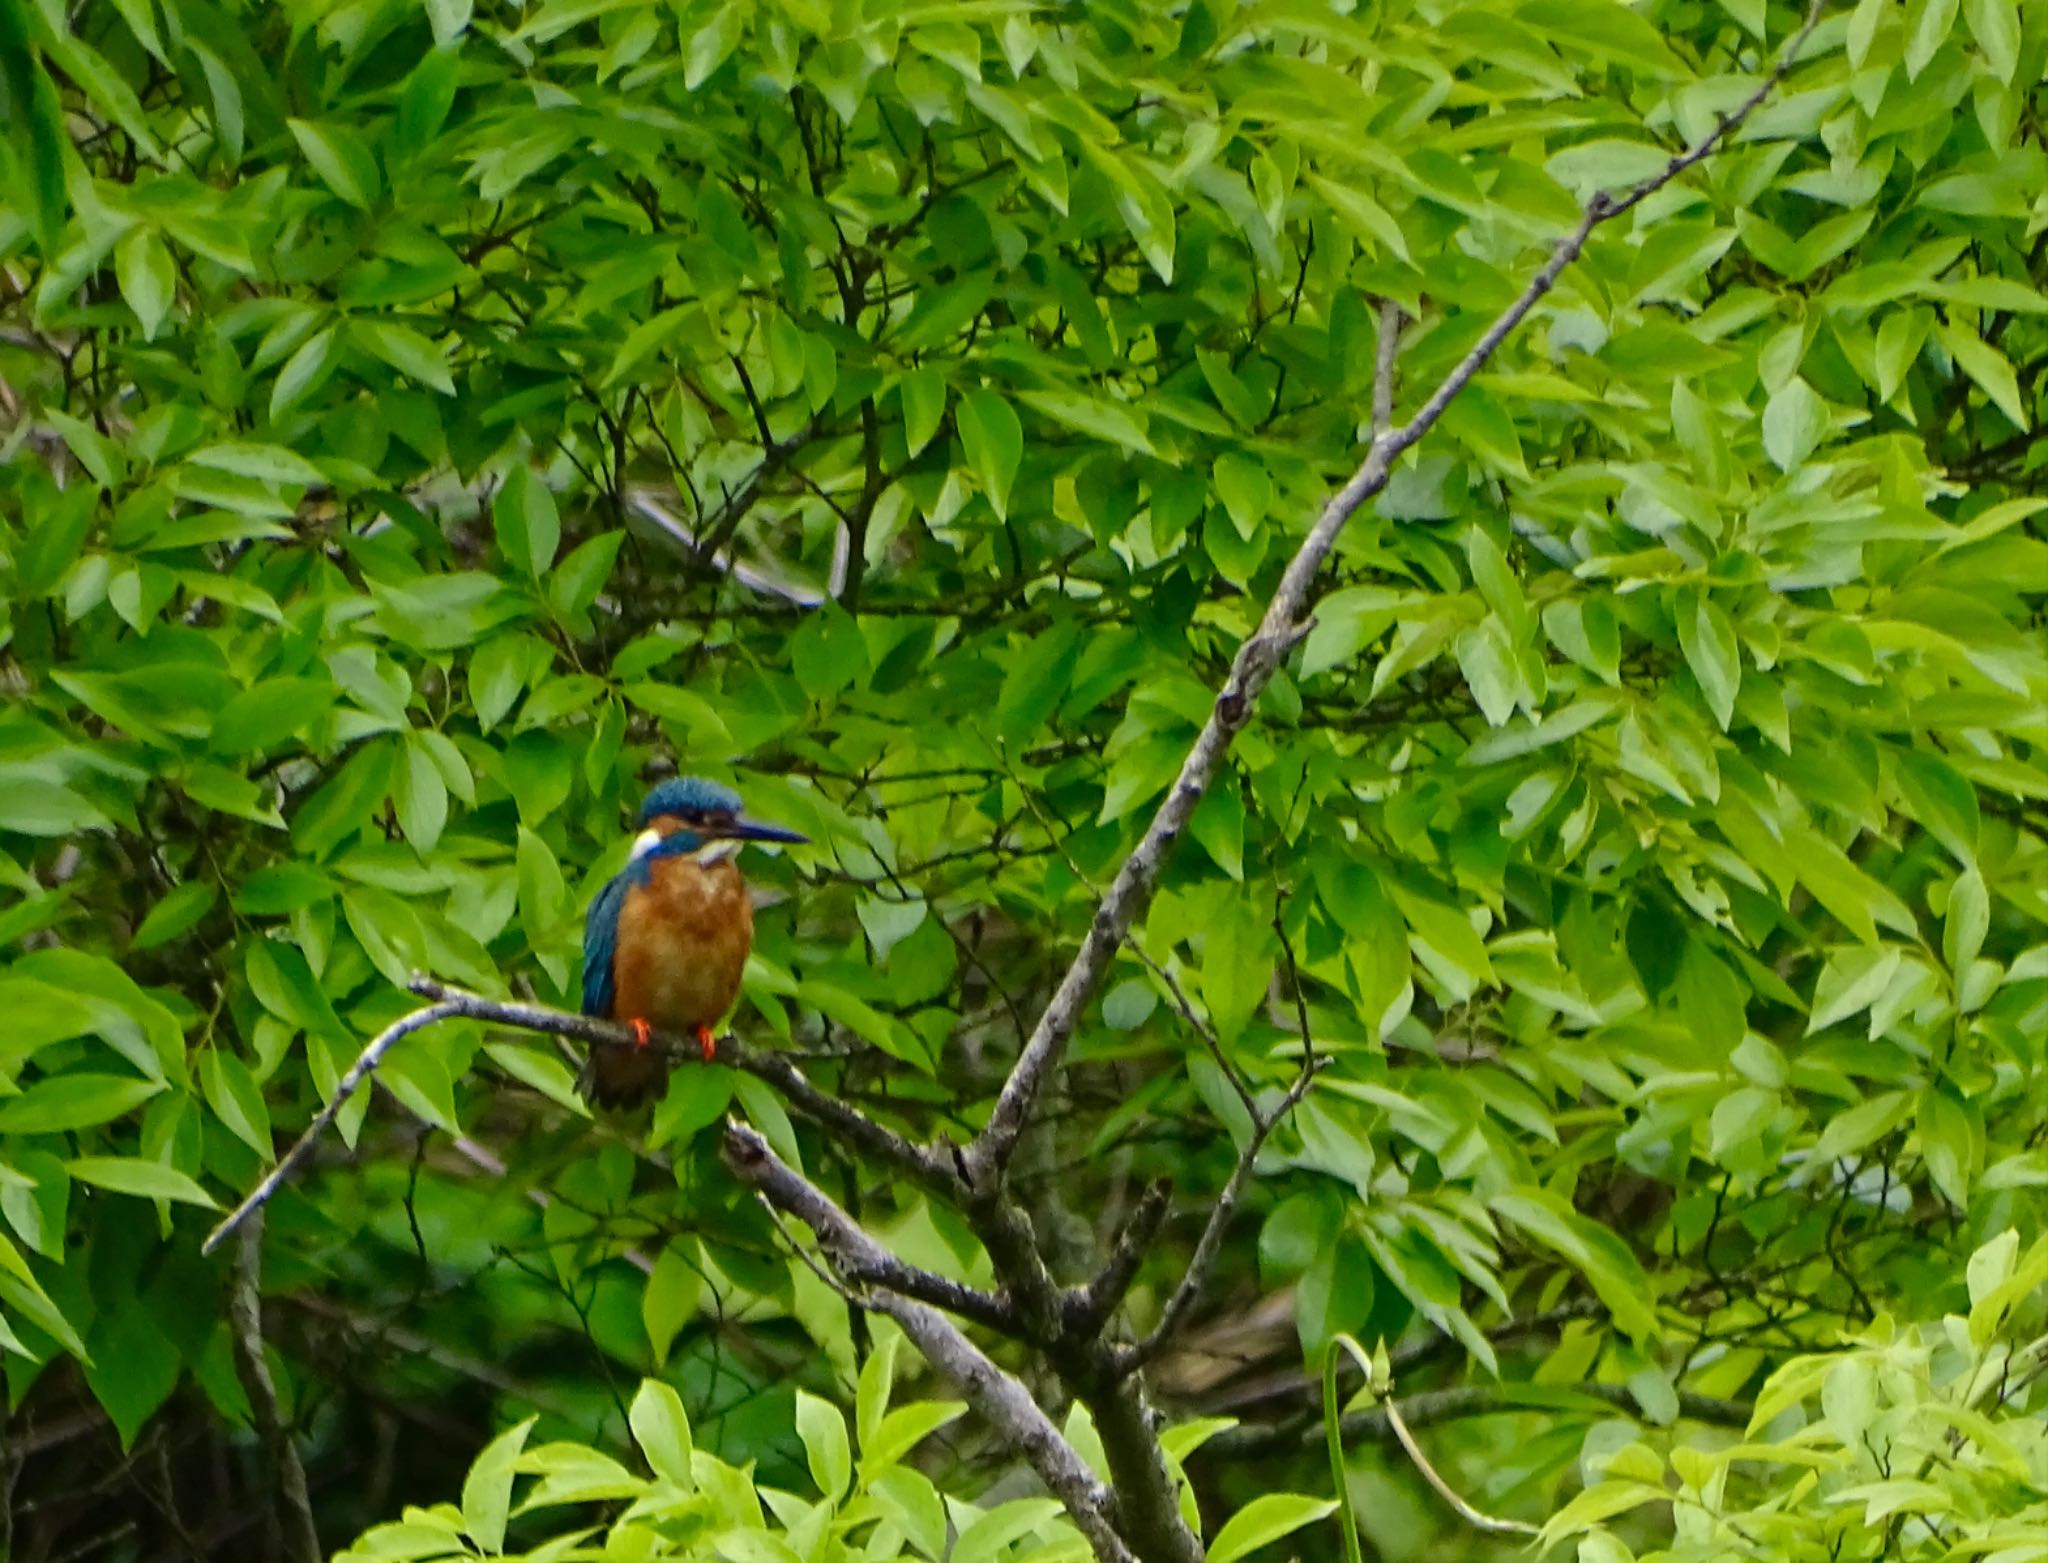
3, 0, 2047, 1561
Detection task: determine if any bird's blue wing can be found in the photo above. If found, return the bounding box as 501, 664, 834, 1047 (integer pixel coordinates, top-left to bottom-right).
580, 871, 629, 1018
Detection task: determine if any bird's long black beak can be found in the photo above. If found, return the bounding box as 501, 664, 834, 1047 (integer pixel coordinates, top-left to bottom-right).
722, 816, 808, 845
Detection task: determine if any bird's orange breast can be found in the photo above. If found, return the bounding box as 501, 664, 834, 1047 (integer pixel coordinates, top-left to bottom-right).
612, 854, 753, 1033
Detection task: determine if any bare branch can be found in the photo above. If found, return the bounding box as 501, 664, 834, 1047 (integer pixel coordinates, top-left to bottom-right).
204, 979, 958, 1258
962, 2, 1828, 1186
807, 1226, 1020, 1335
407, 980, 958, 1193
227, 1212, 321, 1563
1370, 298, 1402, 441
1205, 1382, 1754, 1459
1119, 1063, 1324, 1374
1064, 1181, 1170, 1335
202, 999, 464, 1256
723, 1123, 1137, 1563
630, 489, 826, 607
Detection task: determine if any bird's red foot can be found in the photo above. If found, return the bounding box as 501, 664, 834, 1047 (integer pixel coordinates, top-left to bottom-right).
695, 1024, 717, 1062
628, 1018, 652, 1049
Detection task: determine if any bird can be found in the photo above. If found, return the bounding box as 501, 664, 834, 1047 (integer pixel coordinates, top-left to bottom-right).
578, 776, 806, 1109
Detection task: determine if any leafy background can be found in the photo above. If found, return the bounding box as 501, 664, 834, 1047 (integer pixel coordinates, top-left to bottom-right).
3, 0, 2048, 1558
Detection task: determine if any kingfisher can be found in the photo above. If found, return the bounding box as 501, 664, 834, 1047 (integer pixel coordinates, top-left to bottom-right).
578, 776, 806, 1109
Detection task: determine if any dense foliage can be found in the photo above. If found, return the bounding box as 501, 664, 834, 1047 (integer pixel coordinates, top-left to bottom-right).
3, 0, 2048, 1557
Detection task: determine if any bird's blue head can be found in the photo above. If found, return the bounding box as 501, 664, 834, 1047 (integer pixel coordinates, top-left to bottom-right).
632, 776, 807, 861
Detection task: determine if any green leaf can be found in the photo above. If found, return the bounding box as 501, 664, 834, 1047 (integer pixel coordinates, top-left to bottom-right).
1017, 387, 1155, 457
1905, 0, 1960, 78
460, 1417, 534, 1551
629, 1379, 693, 1485
395, 737, 450, 853
1962, 0, 2019, 81
354, 320, 457, 396
1206, 1493, 1340, 1563
1519, 0, 1691, 74
855, 1330, 900, 1454
1943, 866, 1988, 978
1201, 900, 1274, 1044
1894, 750, 1980, 862
494, 466, 563, 578
270, 325, 338, 419
1455, 618, 1523, 726
424, 0, 471, 43
0, 6, 69, 253
1938, 322, 2029, 429
1762, 378, 1827, 471
83, 1302, 180, 1449
199, 1049, 274, 1159
795, 1388, 852, 1503
997, 621, 1084, 747
398, 46, 459, 151
1677, 592, 1741, 731
684, 5, 744, 88
288, 118, 383, 209
189, 442, 326, 487
1807, 947, 1903, 1034
1493, 1189, 1659, 1342
44, 410, 124, 491
1302, 589, 1417, 676
547, 530, 624, 621
1190, 784, 1244, 881
63, 1157, 216, 1208
899, 367, 947, 456
0, 1230, 85, 1357
862, 1399, 966, 1475
1213, 453, 1272, 539
291, 739, 397, 861
115, 227, 176, 340
1918, 1084, 1982, 1207
0, 774, 110, 836
1788, 826, 1918, 945
957, 390, 1023, 519
469, 637, 532, 734
14, 484, 95, 595
0, 1074, 163, 1134
643, 1244, 703, 1368
954, 1499, 1064, 1563
132, 880, 218, 950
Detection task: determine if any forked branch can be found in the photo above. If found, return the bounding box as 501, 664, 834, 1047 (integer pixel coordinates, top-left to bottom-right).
1119, 1060, 1325, 1374
723, 1124, 1138, 1563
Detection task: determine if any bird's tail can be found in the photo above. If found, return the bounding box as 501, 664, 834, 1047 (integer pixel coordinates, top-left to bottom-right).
578, 1045, 670, 1111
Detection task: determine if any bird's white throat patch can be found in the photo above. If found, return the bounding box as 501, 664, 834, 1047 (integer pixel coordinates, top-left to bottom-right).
629, 829, 739, 867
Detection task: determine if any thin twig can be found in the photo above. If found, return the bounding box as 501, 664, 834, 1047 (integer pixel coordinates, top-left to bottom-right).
1118, 1062, 1324, 1373
962, 0, 1827, 1189
722, 1123, 1138, 1563
1209, 1380, 1752, 1456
